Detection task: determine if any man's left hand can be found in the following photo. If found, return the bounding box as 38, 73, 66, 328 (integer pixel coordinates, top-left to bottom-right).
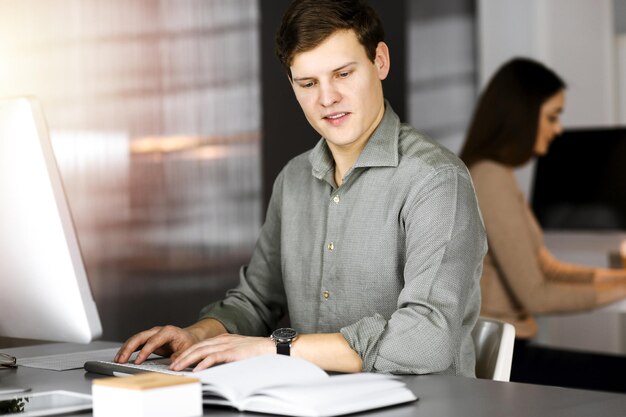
169, 333, 275, 371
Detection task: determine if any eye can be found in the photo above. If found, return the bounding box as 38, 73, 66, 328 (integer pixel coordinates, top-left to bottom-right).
299, 81, 316, 89
338, 71, 351, 79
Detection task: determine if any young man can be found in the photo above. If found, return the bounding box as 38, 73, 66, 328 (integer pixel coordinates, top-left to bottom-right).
116, 0, 486, 376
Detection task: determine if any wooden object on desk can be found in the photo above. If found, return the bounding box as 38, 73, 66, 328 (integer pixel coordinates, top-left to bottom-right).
92, 373, 202, 417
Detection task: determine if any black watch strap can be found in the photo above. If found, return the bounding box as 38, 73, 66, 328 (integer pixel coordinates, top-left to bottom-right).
276, 341, 291, 356
271, 328, 298, 356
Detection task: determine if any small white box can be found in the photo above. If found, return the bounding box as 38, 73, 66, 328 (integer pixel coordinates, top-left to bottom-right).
92, 373, 202, 417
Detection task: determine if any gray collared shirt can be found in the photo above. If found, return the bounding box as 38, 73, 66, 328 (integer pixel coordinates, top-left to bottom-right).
200, 102, 486, 376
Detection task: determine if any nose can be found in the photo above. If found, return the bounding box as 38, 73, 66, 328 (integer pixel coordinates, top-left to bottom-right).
319, 81, 340, 107
554, 121, 563, 136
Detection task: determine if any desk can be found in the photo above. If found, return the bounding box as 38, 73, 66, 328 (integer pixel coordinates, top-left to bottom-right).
538, 231, 626, 354
1, 342, 625, 417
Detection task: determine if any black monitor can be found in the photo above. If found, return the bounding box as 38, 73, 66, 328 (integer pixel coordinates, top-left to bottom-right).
531, 127, 626, 230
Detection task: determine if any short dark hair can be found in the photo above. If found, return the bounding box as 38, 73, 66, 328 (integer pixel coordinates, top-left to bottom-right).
460, 57, 566, 168
275, 0, 385, 80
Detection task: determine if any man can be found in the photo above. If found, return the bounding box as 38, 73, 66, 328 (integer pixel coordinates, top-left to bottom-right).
116, 0, 486, 376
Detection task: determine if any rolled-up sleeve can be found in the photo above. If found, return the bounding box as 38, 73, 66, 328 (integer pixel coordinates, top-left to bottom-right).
341, 167, 486, 375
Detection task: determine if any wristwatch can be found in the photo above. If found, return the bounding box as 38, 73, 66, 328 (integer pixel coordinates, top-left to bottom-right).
270, 328, 298, 356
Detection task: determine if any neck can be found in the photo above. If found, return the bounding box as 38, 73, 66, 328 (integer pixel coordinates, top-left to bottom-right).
329, 101, 386, 186
330, 144, 363, 186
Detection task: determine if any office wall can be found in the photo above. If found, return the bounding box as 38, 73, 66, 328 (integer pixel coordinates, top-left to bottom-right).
615, 0, 626, 123
478, 0, 618, 198
407, 0, 476, 154
479, 0, 616, 129
0, 0, 262, 341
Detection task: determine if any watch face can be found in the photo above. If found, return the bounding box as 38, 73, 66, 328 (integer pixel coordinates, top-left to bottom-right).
272, 327, 297, 342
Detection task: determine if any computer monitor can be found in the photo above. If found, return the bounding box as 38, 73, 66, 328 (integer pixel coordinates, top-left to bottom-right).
531, 127, 626, 230
0, 97, 102, 343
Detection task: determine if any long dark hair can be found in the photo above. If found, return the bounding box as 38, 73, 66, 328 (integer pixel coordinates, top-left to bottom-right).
460, 57, 566, 168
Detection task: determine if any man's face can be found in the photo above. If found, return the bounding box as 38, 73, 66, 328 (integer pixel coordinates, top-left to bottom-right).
289, 30, 389, 153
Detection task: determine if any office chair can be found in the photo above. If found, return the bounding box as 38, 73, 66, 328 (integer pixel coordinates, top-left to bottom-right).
472, 317, 516, 381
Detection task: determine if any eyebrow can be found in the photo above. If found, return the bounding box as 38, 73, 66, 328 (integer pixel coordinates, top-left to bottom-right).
292, 62, 357, 82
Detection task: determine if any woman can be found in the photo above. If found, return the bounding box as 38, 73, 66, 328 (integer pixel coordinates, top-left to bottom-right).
460, 57, 626, 392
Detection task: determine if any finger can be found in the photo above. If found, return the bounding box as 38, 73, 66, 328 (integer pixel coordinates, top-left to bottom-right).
135, 325, 189, 364
171, 342, 226, 371
134, 334, 171, 364
115, 328, 161, 363
169, 343, 211, 370
173, 338, 220, 361
193, 352, 228, 372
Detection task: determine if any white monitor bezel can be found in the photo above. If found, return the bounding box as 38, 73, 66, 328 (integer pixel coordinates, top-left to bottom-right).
0, 97, 102, 343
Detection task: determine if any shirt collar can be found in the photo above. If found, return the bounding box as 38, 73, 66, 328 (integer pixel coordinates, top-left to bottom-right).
309, 100, 400, 180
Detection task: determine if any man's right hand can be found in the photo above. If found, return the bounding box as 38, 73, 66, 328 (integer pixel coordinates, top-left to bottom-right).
114, 319, 227, 365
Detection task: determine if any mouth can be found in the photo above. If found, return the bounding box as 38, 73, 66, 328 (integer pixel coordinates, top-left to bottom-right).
323, 112, 350, 126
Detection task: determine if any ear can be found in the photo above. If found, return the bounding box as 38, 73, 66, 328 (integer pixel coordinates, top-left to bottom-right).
374, 41, 390, 80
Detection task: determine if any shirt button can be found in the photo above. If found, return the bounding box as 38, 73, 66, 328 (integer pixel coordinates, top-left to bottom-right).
323, 291, 330, 299
327, 242, 334, 251
333, 195, 340, 204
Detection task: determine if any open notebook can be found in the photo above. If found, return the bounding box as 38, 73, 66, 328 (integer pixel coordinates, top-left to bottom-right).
86, 355, 417, 417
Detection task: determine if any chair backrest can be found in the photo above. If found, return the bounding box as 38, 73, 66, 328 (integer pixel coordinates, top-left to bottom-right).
471, 317, 516, 381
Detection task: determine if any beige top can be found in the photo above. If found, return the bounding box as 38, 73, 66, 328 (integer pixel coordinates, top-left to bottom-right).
470, 160, 598, 338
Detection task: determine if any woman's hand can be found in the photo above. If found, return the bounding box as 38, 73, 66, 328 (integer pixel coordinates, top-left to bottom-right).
593, 268, 626, 284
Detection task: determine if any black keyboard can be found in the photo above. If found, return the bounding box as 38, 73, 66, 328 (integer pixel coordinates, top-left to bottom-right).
84, 358, 191, 377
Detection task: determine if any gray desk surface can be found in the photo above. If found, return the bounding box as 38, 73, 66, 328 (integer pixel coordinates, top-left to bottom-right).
538, 231, 626, 355
1, 342, 625, 417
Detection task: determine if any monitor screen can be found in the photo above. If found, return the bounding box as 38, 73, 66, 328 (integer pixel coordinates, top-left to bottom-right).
0, 97, 102, 343
531, 127, 626, 230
